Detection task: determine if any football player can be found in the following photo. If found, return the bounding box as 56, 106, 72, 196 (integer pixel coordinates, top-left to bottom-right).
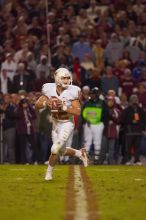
35, 67, 88, 180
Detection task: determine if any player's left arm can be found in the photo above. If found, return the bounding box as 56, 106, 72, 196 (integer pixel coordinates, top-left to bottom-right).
35, 95, 49, 110
65, 99, 81, 116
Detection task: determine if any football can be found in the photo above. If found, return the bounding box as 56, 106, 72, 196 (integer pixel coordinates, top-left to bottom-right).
50, 97, 61, 112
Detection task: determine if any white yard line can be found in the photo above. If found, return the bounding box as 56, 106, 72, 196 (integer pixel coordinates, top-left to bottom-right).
74, 166, 88, 220
15, 177, 23, 180
134, 178, 143, 181
94, 168, 146, 172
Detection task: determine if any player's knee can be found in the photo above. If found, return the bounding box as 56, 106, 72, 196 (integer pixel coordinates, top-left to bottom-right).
51, 143, 62, 154
59, 147, 67, 155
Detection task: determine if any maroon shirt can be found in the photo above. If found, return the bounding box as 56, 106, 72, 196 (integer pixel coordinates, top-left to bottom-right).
15, 104, 36, 135
138, 91, 146, 111
120, 78, 135, 96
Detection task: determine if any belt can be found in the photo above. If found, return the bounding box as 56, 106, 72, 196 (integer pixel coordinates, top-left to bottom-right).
52, 112, 70, 120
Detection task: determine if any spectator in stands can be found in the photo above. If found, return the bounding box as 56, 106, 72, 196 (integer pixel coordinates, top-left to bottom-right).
136, 32, 146, 51
3, 40, 15, 56
104, 33, 124, 65
80, 54, 95, 72
125, 37, 141, 63
114, 59, 130, 80
122, 94, 146, 165
1, 94, 17, 164
119, 49, 133, 69
119, 92, 129, 164
14, 43, 30, 63
100, 66, 119, 95
27, 16, 43, 39
15, 98, 36, 164
92, 39, 104, 70
56, 26, 67, 46
34, 71, 48, 92
1, 53, 17, 82
0, 69, 13, 94
139, 67, 146, 87
81, 85, 90, 104
76, 8, 90, 31
120, 68, 135, 97
107, 89, 121, 105
52, 44, 71, 69
132, 0, 145, 17
12, 16, 28, 48
36, 55, 49, 79
72, 57, 82, 83
47, 67, 55, 83
87, 0, 99, 25
100, 95, 121, 164
71, 33, 94, 62
119, 93, 129, 110
13, 62, 31, 93
137, 82, 146, 111
84, 68, 101, 89
26, 52, 37, 75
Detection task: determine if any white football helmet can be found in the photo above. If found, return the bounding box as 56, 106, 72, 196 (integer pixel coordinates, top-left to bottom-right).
54, 67, 72, 88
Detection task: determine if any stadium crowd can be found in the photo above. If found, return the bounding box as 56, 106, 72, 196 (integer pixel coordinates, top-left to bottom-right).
0, 0, 146, 165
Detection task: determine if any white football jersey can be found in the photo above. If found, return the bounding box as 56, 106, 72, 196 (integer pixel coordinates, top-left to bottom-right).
42, 83, 81, 108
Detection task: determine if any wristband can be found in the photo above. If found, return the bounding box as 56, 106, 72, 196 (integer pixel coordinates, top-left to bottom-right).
62, 105, 67, 111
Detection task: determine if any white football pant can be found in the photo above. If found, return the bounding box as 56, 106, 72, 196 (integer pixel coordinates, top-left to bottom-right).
83, 122, 104, 156
51, 120, 74, 154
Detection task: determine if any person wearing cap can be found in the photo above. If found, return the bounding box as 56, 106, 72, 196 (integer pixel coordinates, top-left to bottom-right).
1, 53, 17, 82
36, 55, 49, 79
81, 87, 108, 164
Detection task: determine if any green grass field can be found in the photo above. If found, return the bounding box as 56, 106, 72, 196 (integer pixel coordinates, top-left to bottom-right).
0, 165, 146, 220
0, 165, 68, 220
87, 166, 146, 220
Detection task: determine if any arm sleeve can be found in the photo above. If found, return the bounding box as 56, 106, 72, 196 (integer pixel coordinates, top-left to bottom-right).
42, 83, 49, 96
70, 86, 81, 101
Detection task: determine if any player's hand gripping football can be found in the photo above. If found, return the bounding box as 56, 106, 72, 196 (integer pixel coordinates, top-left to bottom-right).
56, 99, 63, 109
47, 97, 63, 112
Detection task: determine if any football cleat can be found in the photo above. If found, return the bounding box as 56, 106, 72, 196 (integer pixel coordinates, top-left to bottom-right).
45, 170, 53, 181
134, 161, 142, 166
125, 161, 133, 166
80, 148, 89, 167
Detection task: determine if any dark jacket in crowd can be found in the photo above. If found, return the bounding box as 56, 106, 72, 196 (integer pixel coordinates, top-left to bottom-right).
13, 73, 31, 93
15, 101, 36, 134
122, 105, 146, 134
0, 78, 13, 93
2, 104, 17, 130
103, 105, 121, 138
